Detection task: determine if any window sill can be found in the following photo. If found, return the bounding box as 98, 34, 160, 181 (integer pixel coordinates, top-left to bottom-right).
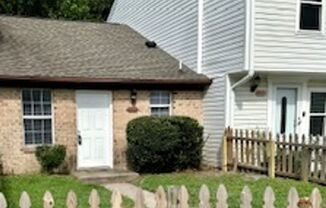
295, 29, 325, 37
21, 146, 37, 154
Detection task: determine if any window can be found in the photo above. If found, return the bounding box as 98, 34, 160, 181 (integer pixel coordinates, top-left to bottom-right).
309, 92, 326, 136
150, 91, 171, 117
22, 89, 53, 145
300, 0, 323, 31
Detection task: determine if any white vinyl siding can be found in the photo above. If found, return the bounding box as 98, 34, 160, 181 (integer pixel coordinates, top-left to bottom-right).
254, 0, 326, 72
108, 0, 198, 70
202, 0, 246, 166
233, 81, 268, 130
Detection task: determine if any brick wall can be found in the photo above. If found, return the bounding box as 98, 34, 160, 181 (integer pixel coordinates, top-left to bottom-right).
0, 88, 203, 174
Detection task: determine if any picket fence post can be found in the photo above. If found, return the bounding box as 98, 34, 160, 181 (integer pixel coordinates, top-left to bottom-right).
216, 184, 228, 208
263, 186, 275, 208
287, 187, 299, 208
111, 189, 122, 208
310, 188, 322, 208
222, 128, 229, 172
155, 186, 167, 208
66, 190, 77, 208
267, 133, 276, 179
240, 186, 252, 208
19, 192, 31, 208
0, 193, 7, 208
43, 191, 54, 208
89, 189, 100, 208
199, 184, 210, 208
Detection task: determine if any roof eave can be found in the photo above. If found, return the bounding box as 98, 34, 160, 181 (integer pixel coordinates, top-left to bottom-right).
0, 75, 212, 90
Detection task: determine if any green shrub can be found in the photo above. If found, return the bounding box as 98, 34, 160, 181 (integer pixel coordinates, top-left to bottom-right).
35, 145, 66, 173
126, 116, 204, 173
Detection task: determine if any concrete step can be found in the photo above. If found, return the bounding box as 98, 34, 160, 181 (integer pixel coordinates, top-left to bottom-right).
72, 168, 139, 184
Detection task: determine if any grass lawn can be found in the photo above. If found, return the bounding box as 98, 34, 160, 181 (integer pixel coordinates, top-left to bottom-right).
135, 172, 326, 207
0, 175, 133, 208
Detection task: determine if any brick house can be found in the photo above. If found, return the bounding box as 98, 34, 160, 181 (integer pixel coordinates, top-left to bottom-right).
0, 16, 211, 174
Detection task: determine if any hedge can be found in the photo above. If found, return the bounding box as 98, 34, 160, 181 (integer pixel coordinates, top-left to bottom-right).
126, 116, 204, 173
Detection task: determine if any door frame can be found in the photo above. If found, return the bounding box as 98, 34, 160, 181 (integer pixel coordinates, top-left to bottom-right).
268, 81, 303, 135
75, 90, 114, 169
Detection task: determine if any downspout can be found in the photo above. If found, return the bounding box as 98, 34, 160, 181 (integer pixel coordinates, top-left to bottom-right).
197, 0, 204, 74
231, 0, 255, 90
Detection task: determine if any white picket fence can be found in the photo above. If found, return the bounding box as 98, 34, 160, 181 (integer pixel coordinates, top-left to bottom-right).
0, 184, 323, 208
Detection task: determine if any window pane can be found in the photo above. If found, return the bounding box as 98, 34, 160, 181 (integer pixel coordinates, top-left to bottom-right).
22, 90, 31, 102
44, 119, 52, 131
160, 92, 170, 104
32, 90, 41, 102
24, 119, 33, 131
150, 91, 160, 104
44, 132, 52, 144
310, 116, 324, 136
151, 107, 169, 117
310, 93, 326, 113
300, 3, 321, 30
150, 91, 170, 105
34, 133, 42, 144
23, 104, 32, 115
43, 104, 51, 115
34, 103, 42, 115
25, 132, 34, 144
43, 90, 51, 102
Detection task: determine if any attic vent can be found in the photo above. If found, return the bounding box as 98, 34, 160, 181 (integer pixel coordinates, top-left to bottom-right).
145, 41, 157, 48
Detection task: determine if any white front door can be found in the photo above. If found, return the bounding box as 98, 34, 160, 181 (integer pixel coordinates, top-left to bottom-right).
274, 88, 298, 135
76, 91, 113, 168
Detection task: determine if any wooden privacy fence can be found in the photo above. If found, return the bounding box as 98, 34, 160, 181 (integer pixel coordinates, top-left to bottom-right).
0, 184, 322, 208
222, 128, 326, 184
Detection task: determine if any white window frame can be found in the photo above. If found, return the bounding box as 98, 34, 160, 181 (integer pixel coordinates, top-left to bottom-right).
308, 90, 326, 136
149, 91, 172, 116
296, 0, 325, 33
21, 88, 55, 146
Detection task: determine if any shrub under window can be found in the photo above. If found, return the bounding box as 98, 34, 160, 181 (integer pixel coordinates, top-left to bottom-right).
35, 145, 66, 173
126, 116, 204, 173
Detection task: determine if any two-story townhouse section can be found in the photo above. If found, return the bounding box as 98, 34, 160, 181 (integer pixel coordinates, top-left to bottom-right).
109, 0, 326, 167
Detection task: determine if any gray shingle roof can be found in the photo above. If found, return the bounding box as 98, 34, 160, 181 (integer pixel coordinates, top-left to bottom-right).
0, 15, 210, 86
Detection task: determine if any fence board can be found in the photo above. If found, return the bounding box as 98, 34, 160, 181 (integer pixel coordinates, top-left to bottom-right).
0, 193, 7, 208
240, 186, 252, 208
263, 187, 275, 208
310, 188, 322, 208
43, 191, 54, 208
89, 189, 100, 208
178, 186, 189, 208
199, 185, 210, 208
155, 186, 167, 208
216, 184, 228, 208
66, 190, 77, 208
111, 189, 122, 208
287, 187, 299, 208
19, 192, 31, 208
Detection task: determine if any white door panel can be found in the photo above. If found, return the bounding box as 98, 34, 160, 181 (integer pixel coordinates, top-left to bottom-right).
76, 91, 112, 168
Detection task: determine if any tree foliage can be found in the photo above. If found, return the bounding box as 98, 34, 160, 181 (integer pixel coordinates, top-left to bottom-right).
0, 0, 113, 21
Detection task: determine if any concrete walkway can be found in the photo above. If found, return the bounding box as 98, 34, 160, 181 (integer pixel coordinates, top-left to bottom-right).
105, 183, 156, 208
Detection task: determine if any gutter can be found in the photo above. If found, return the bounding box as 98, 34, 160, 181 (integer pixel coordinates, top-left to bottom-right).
231, 0, 255, 90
